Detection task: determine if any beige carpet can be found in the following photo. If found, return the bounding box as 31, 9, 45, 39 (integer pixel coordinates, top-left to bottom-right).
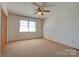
2, 39, 79, 57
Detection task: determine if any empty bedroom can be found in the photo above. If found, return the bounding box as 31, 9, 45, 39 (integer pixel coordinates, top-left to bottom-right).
0, 2, 79, 57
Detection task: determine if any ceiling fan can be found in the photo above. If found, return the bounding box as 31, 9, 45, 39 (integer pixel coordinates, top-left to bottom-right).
32, 2, 51, 16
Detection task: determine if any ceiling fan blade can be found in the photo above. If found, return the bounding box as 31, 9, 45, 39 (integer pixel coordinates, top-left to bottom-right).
32, 2, 40, 7
41, 12, 44, 15
43, 10, 50, 12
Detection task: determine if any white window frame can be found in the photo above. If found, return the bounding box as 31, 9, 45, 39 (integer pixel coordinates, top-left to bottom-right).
19, 20, 36, 32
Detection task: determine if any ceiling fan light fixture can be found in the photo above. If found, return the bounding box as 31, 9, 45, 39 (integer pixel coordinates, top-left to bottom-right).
36, 12, 44, 16
33, 2, 50, 16
37, 12, 42, 15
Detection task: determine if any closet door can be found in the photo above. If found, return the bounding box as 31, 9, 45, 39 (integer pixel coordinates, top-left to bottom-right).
1, 9, 7, 49
0, 4, 1, 56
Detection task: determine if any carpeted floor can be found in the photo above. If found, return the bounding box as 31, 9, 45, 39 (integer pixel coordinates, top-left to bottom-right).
2, 39, 79, 57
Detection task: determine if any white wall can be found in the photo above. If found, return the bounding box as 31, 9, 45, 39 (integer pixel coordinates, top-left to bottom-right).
7, 14, 42, 41
43, 3, 79, 49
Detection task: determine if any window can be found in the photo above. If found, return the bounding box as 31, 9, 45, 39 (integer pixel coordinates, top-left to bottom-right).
19, 20, 36, 32
29, 21, 36, 32
19, 20, 28, 32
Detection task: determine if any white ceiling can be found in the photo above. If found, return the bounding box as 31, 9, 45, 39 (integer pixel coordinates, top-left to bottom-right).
6, 2, 79, 19
6, 2, 57, 19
